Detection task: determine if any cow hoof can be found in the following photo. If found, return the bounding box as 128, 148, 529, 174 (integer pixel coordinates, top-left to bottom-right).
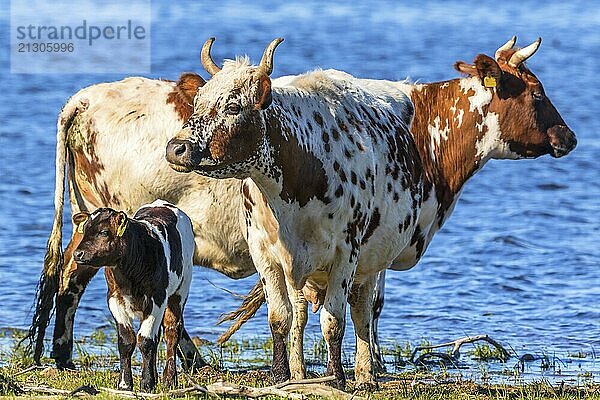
117, 381, 133, 391
325, 375, 346, 391
140, 380, 156, 393
271, 365, 291, 384
55, 358, 76, 371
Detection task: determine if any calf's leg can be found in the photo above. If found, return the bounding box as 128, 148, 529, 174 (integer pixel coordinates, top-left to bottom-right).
178, 329, 207, 372
115, 322, 136, 391
138, 305, 165, 392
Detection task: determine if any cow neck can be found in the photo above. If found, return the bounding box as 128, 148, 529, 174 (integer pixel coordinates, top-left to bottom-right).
253, 105, 330, 210
112, 221, 158, 290
408, 77, 491, 221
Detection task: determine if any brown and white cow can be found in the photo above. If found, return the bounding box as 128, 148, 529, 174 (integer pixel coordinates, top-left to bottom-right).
223, 36, 577, 375
73, 200, 194, 392
166, 37, 576, 387
29, 73, 256, 369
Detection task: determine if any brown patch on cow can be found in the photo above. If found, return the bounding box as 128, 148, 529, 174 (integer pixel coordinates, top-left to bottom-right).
409, 81, 484, 222
265, 112, 329, 207
313, 111, 324, 127
208, 111, 264, 164
67, 113, 122, 207
409, 226, 426, 258
242, 181, 255, 213
331, 128, 340, 141
167, 73, 206, 121
361, 208, 380, 245
410, 52, 570, 224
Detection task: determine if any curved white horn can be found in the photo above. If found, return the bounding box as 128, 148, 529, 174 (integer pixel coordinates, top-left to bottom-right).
495, 35, 517, 60
201, 37, 222, 76
509, 37, 542, 67
258, 38, 284, 76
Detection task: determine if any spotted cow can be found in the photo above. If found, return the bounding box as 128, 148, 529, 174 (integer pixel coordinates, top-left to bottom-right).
73, 200, 194, 392
166, 36, 576, 387
31, 70, 326, 375
166, 37, 424, 389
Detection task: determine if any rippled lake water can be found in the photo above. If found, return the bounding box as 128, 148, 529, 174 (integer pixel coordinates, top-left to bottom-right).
0, 0, 598, 384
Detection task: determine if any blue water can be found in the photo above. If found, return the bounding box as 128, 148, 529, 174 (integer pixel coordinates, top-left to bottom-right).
0, 0, 598, 383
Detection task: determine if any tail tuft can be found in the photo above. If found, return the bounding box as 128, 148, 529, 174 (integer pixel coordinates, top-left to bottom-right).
216, 279, 266, 344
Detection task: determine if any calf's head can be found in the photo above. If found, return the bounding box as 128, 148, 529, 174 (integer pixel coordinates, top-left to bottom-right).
454, 36, 576, 159
72, 208, 129, 267
166, 37, 283, 177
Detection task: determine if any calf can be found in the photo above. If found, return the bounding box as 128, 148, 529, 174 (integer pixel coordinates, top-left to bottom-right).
73, 200, 194, 392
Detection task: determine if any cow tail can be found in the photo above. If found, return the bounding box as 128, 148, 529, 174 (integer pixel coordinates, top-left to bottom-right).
216, 279, 266, 344
27, 100, 81, 364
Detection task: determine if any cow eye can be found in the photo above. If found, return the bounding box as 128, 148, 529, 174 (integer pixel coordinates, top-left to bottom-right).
225, 103, 241, 115
99, 230, 110, 237
532, 91, 544, 101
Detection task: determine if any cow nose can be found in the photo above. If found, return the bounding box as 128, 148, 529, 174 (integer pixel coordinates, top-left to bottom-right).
166, 138, 196, 170
167, 139, 191, 160
547, 125, 577, 158
172, 141, 188, 157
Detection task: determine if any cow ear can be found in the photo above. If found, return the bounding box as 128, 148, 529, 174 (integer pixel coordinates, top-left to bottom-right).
255, 75, 272, 110
473, 54, 502, 88
73, 212, 90, 234
72, 212, 89, 225
176, 72, 206, 104
454, 60, 478, 76
115, 211, 128, 237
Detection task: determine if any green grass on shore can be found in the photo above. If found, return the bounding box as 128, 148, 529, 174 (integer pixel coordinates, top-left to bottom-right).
1, 329, 598, 399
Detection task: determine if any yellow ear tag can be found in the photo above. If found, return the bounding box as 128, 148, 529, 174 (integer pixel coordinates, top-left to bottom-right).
484, 76, 497, 88
77, 216, 88, 234
116, 219, 128, 237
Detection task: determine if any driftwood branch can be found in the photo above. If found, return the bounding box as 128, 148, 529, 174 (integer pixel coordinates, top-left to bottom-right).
20, 375, 360, 399
13, 364, 47, 377
410, 334, 510, 365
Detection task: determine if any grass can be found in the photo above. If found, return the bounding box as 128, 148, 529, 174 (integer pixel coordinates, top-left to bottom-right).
1, 330, 599, 399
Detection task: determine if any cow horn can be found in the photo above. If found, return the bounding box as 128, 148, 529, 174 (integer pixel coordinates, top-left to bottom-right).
508, 37, 542, 67
201, 37, 221, 76
495, 35, 517, 60
258, 38, 284, 76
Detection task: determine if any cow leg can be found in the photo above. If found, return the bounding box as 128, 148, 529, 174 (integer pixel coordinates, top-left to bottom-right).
138, 305, 165, 392
115, 322, 136, 391
370, 269, 386, 373
258, 268, 292, 383
52, 257, 98, 370
162, 296, 184, 388
320, 261, 356, 390
287, 283, 308, 380
178, 329, 207, 372
108, 291, 136, 391
349, 274, 377, 388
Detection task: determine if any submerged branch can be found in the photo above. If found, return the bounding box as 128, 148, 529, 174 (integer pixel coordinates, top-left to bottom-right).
410, 334, 510, 365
